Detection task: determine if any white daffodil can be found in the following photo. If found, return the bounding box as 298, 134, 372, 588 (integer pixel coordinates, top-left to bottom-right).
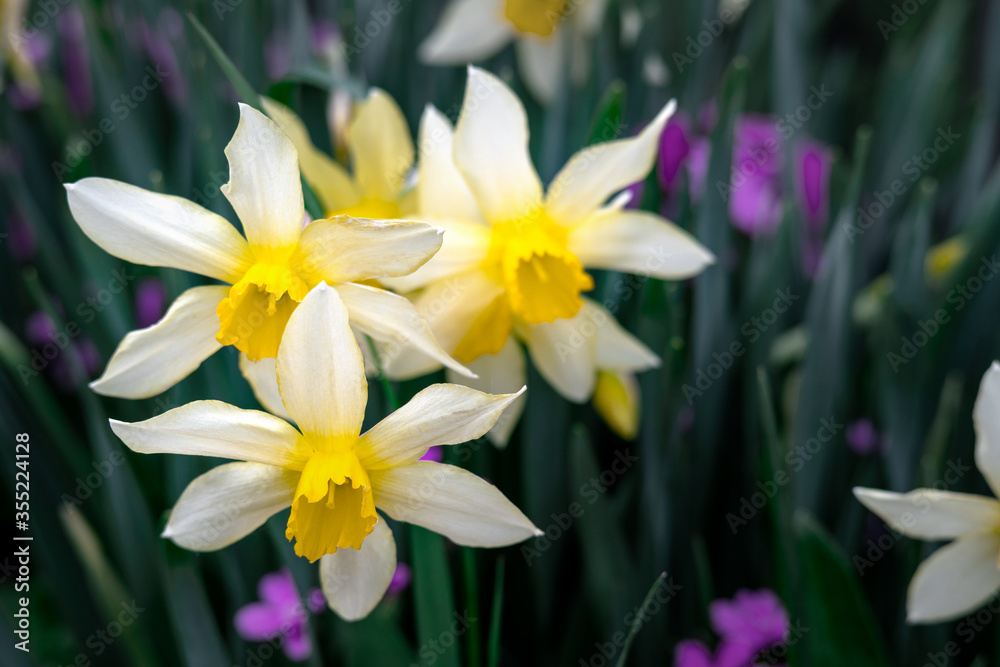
380, 67, 713, 445
854, 362, 1000, 624
110, 283, 539, 621
66, 103, 470, 401
261, 90, 416, 220
419, 0, 610, 104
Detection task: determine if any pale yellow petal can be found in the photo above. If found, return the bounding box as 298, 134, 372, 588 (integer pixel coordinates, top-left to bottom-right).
346, 89, 414, 202
418, 0, 513, 65
416, 104, 485, 223
239, 354, 294, 422
320, 516, 396, 621
445, 337, 526, 448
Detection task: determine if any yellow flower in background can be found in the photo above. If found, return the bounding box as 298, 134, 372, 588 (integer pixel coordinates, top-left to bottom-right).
592, 371, 640, 440
854, 362, 1000, 624
382, 67, 714, 444
110, 283, 539, 621
419, 0, 610, 104
0, 0, 42, 100
925, 235, 969, 285
66, 103, 470, 400
262, 91, 415, 221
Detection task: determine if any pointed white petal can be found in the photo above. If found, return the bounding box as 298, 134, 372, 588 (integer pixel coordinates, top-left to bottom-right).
853, 487, 1000, 540
546, 101, 676, 225
111, 400, 307, 468
333, 282, 474, 379
276, 283, 368, 439
417, 105, 486, 223
90, 285, 228, 399
907, 532, 1000, 624
65, 180, 253, 284
346, 89, 414, 202
515, 33, 565, 106
320, 517, 396, 621
222, 104, 305, 253
418, 0, 513, 65
589, 301, 660, 371
445, 337, 526, 447
524, 307, 598, 403
163, 462, 299, 551
567, 209, 715, 279
380, 217, 491, 294
294, 216, 443, 284
453, 67, 543, 224
239, 354, 294, 422
372, 462, 540, 546
358, 384, 525, 468
261, 97, 363, 214
974, 362, 1000, 497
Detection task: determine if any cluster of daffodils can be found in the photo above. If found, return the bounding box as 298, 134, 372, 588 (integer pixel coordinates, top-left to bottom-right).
854, 362, 1000, 624
67, 67, 712, 620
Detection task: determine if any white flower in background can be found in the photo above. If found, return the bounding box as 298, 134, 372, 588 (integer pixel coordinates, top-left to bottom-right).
854, 362, 1000, 624
110, 283, 539, 621
380, 67, 714, 445
419, 0, 610, 104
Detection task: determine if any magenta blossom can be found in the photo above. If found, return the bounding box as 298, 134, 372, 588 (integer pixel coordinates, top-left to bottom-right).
387, 563, 413, 597
134, 278, 167, 329
675, 589, 788, 667
420, 446, 444, 463
729, 116, 783, 236
234, 569, 324, 662
795, 139, 833, 277
846, 419, 880, 456
657, 112, 711, 204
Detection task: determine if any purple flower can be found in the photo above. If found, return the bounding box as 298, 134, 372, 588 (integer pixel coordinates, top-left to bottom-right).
795, 139, 832, 277
264, 30, 292, 81
675, 639, 714, 667
57, 5, 93, 117
138, 10, 187, 105
7, 210, 37, 262
387, 563, 412, 597
657, 113, 712, 204
623, 180, 644, 210
134, 278, 167, 329
25, 312, 58, 345
7, 32, 51, 110
846, 419, 879, 456
709, 589, 788, 650
729, 116, 783, 236
420, 446, 444, 463
234, 569, 323, 662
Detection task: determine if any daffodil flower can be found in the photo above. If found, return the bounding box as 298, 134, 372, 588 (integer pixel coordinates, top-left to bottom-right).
109, 283, 539, 621
66, 103, 469, 400
419, 0, 610, 104
261, 90, 415, 220
854, 362, 1000, 624
381, 68, 714, 444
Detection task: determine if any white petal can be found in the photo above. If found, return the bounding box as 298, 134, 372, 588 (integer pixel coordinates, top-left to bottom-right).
417, 105, 486, 223
163, 462, 299, 551
853, 487, 1000, 540
294, 216, 443, 284
261, 97, 362, 214
239, 355, 294, 422
276, 283, 368, 439
346, 89, 414, 202
589, 301, 660, 371
380, 217, 491, 294
515, 33, 565, 106
571, 0, 609, 34
568, 209, 715, 279
65, 179, 253, 284
320, 516, 396, 621
907, 532, 1000, 623
334, 282, 474, 379
111, 400, 308, 468
90, 285, 228, 398
222, 104, 305, 253
974, 362, 1000, 497
372, 462, 540, 546
358, 384, 525, 469
546, 101, 676, 225
445, 337, 526, 447
524, 307, 599, 403
418, 0, 513, 65
453, 67, 543, 224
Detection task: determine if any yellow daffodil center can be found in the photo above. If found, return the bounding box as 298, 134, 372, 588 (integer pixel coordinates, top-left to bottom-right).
217, 258, 312, 361
286, 447, 377, 563
328, 197, 401, 220
504, 0, 569, 37
454, 209, 592, 363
